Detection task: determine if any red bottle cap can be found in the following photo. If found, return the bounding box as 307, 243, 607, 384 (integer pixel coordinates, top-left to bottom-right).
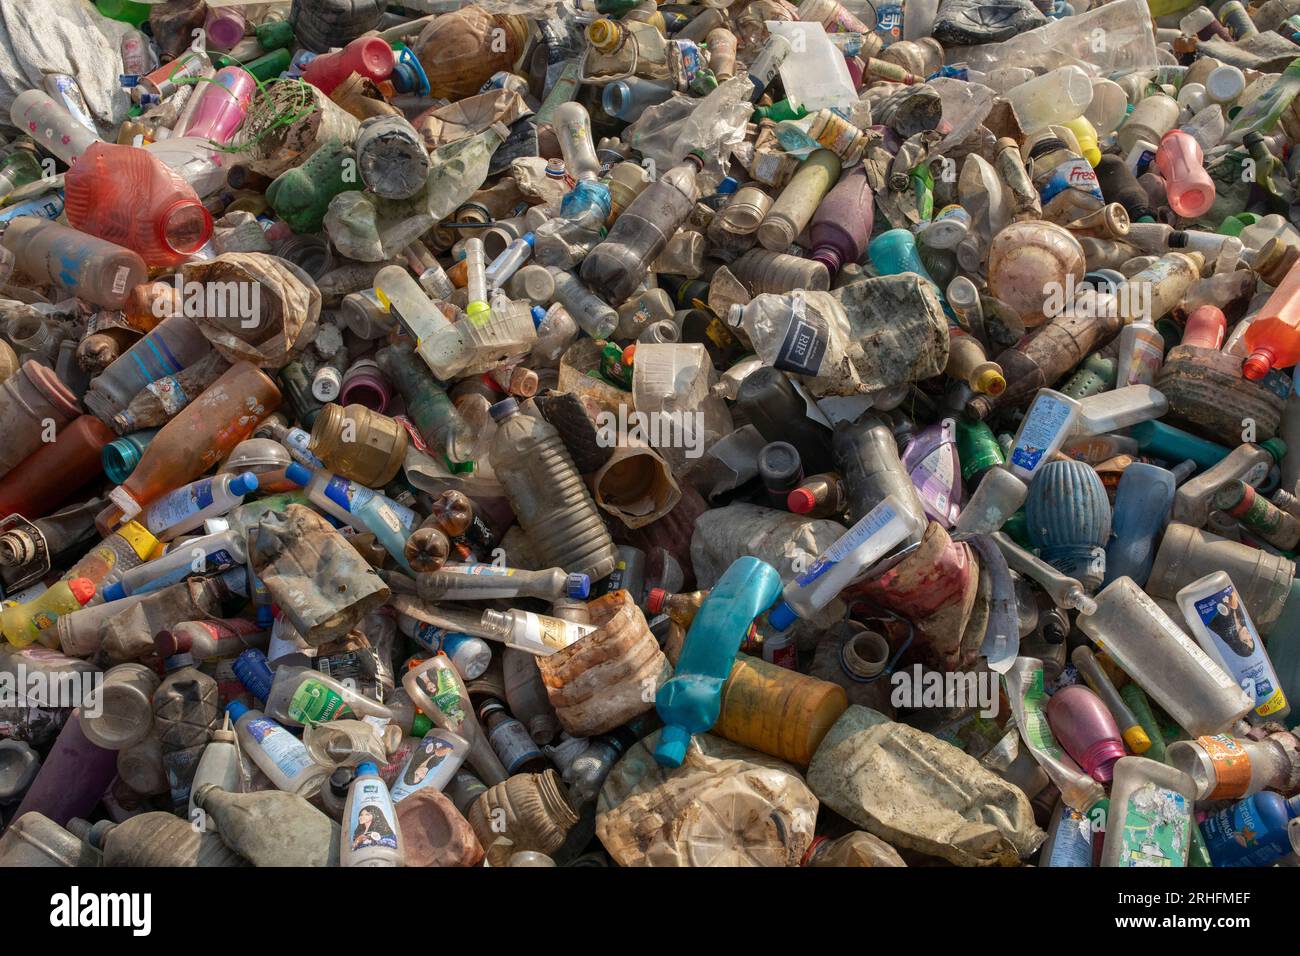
646, 588, 668, 615
787, 488, 816, 513
66, 577, 97, 607
1244, 348, 1273, 381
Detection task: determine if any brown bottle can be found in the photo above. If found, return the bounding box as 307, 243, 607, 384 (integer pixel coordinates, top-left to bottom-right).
309, 402, 408, 487
413, 8, 529, 100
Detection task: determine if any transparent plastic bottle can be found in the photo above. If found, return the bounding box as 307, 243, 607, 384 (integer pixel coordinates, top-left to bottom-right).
1168, 734, 1294, 801
730, 291, 862, 395
477, 607, 597, 655
188, 714, 239, 833
0, 219, 147, 311
1078, 577, 1255, 736
1003, 66, 1096, 133
9, 89, 101, 165
581, 153, 703, 304
488, 398, 617, 581
759, 149, 841, 252
233, 647, 394, 729
402, 655, 506, 786
548, 268, 619, 339
82, 317, 212, 424
374, 266, 467, 380
1074, 385, 1168, 435
1101, 756, 1196, 867
1172, 439, 1285, 527
417, 564, 591, 603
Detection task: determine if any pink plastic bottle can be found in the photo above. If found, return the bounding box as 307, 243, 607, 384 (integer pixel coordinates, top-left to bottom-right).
1182, 304, 1227, 349
181, 66, 257, 145
64, 141, 213, 268
1046, 683, 1126, 783
302, 37, 396, 95
1155, 130, 1216, 218
204, 4, 247, 51
808, 165, 874, 276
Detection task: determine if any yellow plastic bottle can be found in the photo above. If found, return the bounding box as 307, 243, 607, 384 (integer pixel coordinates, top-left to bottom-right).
2, 577, 96, 648
713, 653, 849, 766
1063, 116, 1102, 167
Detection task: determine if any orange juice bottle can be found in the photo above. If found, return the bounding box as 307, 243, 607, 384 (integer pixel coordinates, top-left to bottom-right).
98, 362, 281, 533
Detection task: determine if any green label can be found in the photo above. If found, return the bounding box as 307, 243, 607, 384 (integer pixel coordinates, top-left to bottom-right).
288, 679, 354, 725
417, 668, 464, 727
1119, 783, 1189, 867
1021, 669, 1065, 760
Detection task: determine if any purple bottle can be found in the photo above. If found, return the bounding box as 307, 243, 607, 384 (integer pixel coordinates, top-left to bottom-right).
901, 418, 962, 527
1046, 684, 1126, 783
808, 165, 874, 277
12, 709, 118, 826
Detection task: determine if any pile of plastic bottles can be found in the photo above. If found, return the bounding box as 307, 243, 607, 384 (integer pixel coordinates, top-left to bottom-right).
5, 0, 1300, 870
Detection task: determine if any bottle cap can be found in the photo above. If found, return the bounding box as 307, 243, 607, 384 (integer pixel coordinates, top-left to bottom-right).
530, 305, 547, 328
101, 580, 128, 603
67, 577, 96, 606
226, 700, 251, 721
566, 573, 591, 599
233, 648, 274, 702
356, 761, 379, 777
329, 766, 354, 796
1243, 348, 1273, 381
1262, 438, 1288, 463
768, 600, 797, 631
154, 628, 191, 658
488, 397, 519, 422
787, 488, 816, 514
653, 724, 691, 767
1122, 725, 1152, 754
285, 461, 314, 487
230, 471, 260, 497
974, 367, 1007, 396
645, 587, 668, 615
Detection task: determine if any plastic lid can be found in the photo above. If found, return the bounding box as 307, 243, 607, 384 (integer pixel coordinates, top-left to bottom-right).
101, 580, 127, 603
225, 699, 250, 721
522, 232, 536, 247
154, 628, 190, 658
1262, 438, 1288, 463
66, 577, 96, 606
356, 761, 379, 777
233, 648, 274, 702
787, 488, 816, 514
653, 724, 691, 767
329, 766, 354, 796
530, 305, 547, 328
974, 367, 1007, 396
768, 600, 797, 631
566, 573, 591, 599
645, 587, 668, 615
285, 461, 314, 487
1205, 65, 1245, 103
230, 471, 260, 497
718, 177, 740, 195
488, 397, 519, 422
1121, 725, 1152, 754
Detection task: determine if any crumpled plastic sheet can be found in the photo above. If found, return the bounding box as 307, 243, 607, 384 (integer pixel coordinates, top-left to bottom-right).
962, 0, 1160, 78
625, 75, 754, 193
0, 0, 134, 138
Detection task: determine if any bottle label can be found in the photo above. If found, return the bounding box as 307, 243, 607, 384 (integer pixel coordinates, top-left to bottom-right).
144, 375, 189, 416
287, 678, 355, 725
796, 498, 901, 586
1124, 338, 1163, 387
1242, 461, 1270, 487
1196, 734, 1253, 800
117, 521, 157, 559
347, 777, 399, 852
1118, 782, 1189, 867
414, 667, 465, 729
1020, 668, 1067, 761
521, 611, 595, 650
1048, 805, 1094, 868
774, 294, 828, 377
1039, 158, 1104, 206
390, 730, 463, 802
1010, 393, 1073, 476
1189, 583, 1286, 716
245, 716, 314, 781
112, 266, 130, 296
486, 717, 544, 773
145, 478, 215, 531
874, 2, 903, 42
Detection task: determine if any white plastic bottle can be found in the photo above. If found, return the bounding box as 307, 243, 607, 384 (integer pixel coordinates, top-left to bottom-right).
1006, 389, 1083, 482
188, 714, 240, 833
1073, 384, 1169, 435
767, 494, 926, 630
342, 761, 404, 867
226, 700, 328, 797
142, 471, 261, 541
388, 728, 470, 804
99, 528, 246, 601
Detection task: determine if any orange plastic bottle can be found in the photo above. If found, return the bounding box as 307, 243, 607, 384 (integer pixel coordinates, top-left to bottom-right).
1244, 259, 1300, 380
64, 141, 213, 268
98, 362, 281, 533
0, 416, 115, 519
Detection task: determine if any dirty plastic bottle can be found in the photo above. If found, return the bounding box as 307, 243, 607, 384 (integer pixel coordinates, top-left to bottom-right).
759, 149, 841, 252
341, 761, 403, 866
581, 153, 703, 305
1167, 734, 1297, 801
1201, 791, 1300, 866
1003, 66, 1095, 132
141, 471, 259, 542
402, 654, 506, 786
82, 317, 212, 424
488, 398, 617, 581
1100, 757, 1197, 867
225, 699, 328, 797
1078, 577, 1255, 736
1172, 439, 1285, 528
154, 652, 219, 810
1006, 389, 1082, 483
193, 782, 339, 866
1104, 462, 1176, 588
188, 713, 239, 833
1046, 684, 1125, 783
1072, 645, 1151, 755
0, 219, 148, 311
233, 647, 393, 728
654, 556, 782, 767
0, 416, 114, 519
1, 577, 96, 648
808, 165, 874, 276
417, 564, 590, 603
833, 415, 928, 538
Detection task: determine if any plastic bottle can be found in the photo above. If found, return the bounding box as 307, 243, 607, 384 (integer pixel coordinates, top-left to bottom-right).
303, 36, 395, 95
1100, 756, 1196, 867
80, 662, 159, 751
1243, 259, 1300, 380
416, 564, 590, 603
808, 164, 874, 276
188, 713, 239, 833
1115, 318, 1164, 388
1173, 439, 1285, 527
0, 578, 95, 648
1071, 646, 1151, 754
64, 142, 212, 268
581, 153, 703, 305
769, 495, 926, 630
81, 317, 212, 424
488, 398, 617, 581
759, 149, 842, 253
180, 66, 256, 145
0, 416, 114, 519
373, 265, 468, 380
729, 292, 861, 395
140, 471, 259, 542
1003, 66, 1095, 132
225, 699, 328, 797
1167, 734, 1297, 801
654, 556, 782, 767
1006, 389, 1082, 482
0, 219, 147, 311
1046, 684, 1126, 783
1104, 462, 1176, 588
1176, 571, 1289, 722
341, 761, 403, 866
99, 527, 245, 601
99, 361, 281, 529
153, 653, 219, 810
9, 89, 101, 165
1078, 577, 1255, 736
402, 655, 506, 786
477, 607, 597, 656
1118, 94, 1181, 155
389, 727, 470, 803
1155, 130, 1216, 219
1201, 792, 1300, 866
233, 647, 393, 728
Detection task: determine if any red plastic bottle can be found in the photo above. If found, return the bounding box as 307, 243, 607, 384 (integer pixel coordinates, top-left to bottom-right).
64, 141, 213, 268
1154, 130, 1215, 219
0, 415, 114, 518
1046, 683, 1126, 783
1244, 258, 1300, 379
302, 37, 396, 95
1182, 304, 1227, 349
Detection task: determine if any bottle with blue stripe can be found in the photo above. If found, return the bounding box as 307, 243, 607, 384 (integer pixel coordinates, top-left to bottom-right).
83, 315, 212, 423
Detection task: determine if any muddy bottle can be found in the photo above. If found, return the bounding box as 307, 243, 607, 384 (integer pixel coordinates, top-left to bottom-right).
1104, 462, 1176, 588
0, 362, 82, 480
809, 165, 874, 277
111, 351, 231, 434
759, 149, 841, 252
417, 564, 590, 603
1216, 481, 1300, 550
188, 713, 239, 832
82, 317, 211, 424
480, 699, 550, 775
1173, 439, 1285, 528
154, 652, 219, 811
0, 813, 101, 867
193, 782, 340, 866
758, 442, 803, 508
730, 248, 830, 293
832, 415, 927, 540
375, 343, 475, 463
81, 662, 159, 751
734, 366, 834, 474
225, 699, 328, 797
581, 153, 703, 305
71, 812, 245, 867
1167, 733, 1299, 801
488, 398, 617, 581
403, 654, 507, 786
1100, 756, 1197, 867
233, 647, 393, 729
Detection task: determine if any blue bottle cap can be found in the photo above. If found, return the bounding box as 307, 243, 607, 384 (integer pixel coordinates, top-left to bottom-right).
356, 761, 378, 777
233, 648, 274, 702
231, 471, 260, 497
530, 305, 547, 328
488, 397, 519, 422
226, 700, 250, 721
717, 176, 740, 195
768, 600, 797, 631
523, 232, 536, 246
566, 573, 591, 599
653, 724, 692, 767
284, 461, 313, 487
101, 581, 127, 603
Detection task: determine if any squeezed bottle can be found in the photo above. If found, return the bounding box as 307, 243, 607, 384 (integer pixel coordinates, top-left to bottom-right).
488, 398, 617, 581
402, 655, 506, 786
225, 699, 328, 797
1104, 462, 1176, 588
654, 556, 782, 767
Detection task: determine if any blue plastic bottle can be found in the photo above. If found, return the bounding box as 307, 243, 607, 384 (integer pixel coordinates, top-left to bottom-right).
1104, 461, 1176, 587
654, 556, 782, 767
1129, 420, 1229, 470
867, 228, 948, 307
1201, 792, 1300, 866
1025, 458, 1112, 590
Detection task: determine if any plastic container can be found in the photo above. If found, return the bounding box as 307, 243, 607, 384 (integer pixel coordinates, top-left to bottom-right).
0, 219, 147, 311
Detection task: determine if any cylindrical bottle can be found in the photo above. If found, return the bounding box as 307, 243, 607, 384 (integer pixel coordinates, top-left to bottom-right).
81, 663, 160, 751
309, 402, 408, 487
832, 415, 928, 539
1046, 684, 1126, 783
0, 416, 113, 518
0, 219, 147, 310
758, 149, 841, 252
1155, 130, 1216, 218
9, 89, 101, 165
83, 316, 212, 423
